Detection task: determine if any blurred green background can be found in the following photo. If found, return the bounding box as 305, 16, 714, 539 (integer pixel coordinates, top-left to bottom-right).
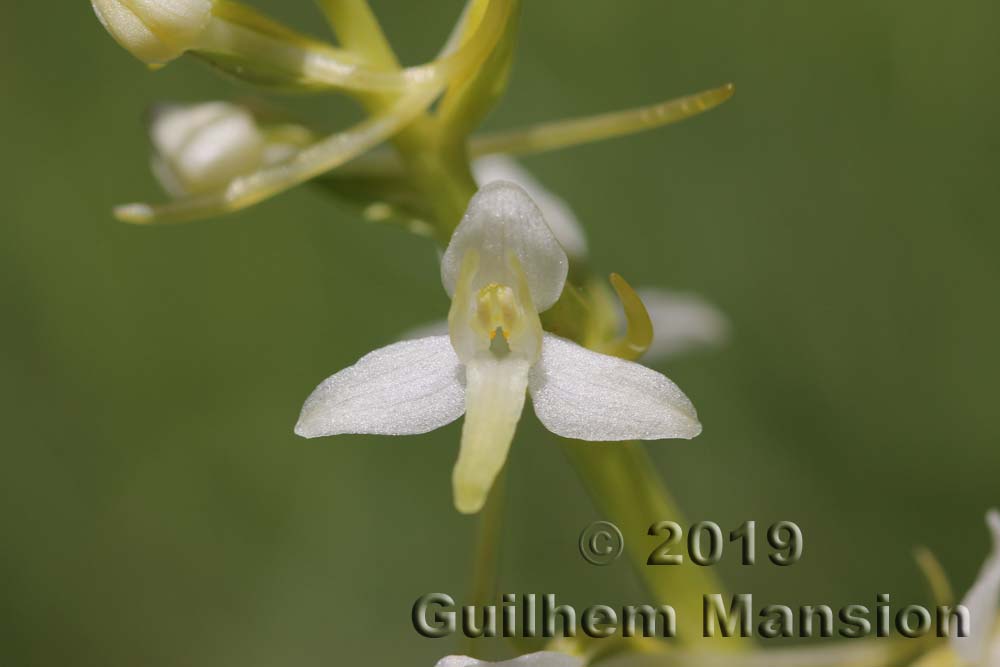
2, 1, 998, 665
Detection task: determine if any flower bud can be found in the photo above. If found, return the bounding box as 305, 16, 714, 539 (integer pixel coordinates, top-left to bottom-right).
149, 102, 266, 196
91, 0, 213, 65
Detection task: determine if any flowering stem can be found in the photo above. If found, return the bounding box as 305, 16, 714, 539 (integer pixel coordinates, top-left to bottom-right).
562, 440, 738, 649
464, 469, 508, 658
341, 0, 511, 244
316, 0, 476, 240
212, 2, 739, 654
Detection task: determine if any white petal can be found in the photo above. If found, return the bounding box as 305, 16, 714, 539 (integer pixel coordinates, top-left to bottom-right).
436, 659, 481, 667
453, 358, 531, 514
528, 334, 701, 441
952, 509, 1000, 664
473, 155, 588, 260
636, 288, 730, 362
436, 653, 583, 667
295, 336, 466, 438
441, 182, 568, 312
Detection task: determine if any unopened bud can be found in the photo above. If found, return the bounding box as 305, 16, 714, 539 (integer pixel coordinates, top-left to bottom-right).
91, 0, 213, 65
149, 102, 266, 196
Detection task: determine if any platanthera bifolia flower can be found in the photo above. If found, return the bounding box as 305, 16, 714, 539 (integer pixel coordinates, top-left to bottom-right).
91, 0, 213, 65
950, 509, 1000, 666
295, 182, 701, 514
436, 652, 582, 667
148, 102, 308, 197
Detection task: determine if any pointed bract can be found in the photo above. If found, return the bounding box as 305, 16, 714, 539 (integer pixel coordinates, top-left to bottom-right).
471, 84, 735, 158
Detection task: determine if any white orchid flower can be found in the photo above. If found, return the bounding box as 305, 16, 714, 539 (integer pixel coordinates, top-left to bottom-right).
950, 509, 1000, 666
148, 101, 307, 197
296, 182, 701, 514
436, 652, 583, 667
406, 156, 727, 364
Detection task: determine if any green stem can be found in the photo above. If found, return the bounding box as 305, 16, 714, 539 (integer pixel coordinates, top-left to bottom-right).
464, 469, 507, 658
314, 0, 400, 69
562, 440, 738, 650
393, 122, 479, 243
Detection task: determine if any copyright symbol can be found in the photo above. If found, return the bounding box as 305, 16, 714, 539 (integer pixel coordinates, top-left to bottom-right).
579, 521, 624, 566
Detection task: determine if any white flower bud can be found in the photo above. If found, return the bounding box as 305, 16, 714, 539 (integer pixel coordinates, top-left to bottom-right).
91, 0, 213, 65
150, 102, 266, 196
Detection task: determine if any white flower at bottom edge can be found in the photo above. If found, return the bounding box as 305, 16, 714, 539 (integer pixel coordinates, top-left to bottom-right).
950, 509, 1000, 666
295, 182, 701, 514
436, 652, 583, 667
